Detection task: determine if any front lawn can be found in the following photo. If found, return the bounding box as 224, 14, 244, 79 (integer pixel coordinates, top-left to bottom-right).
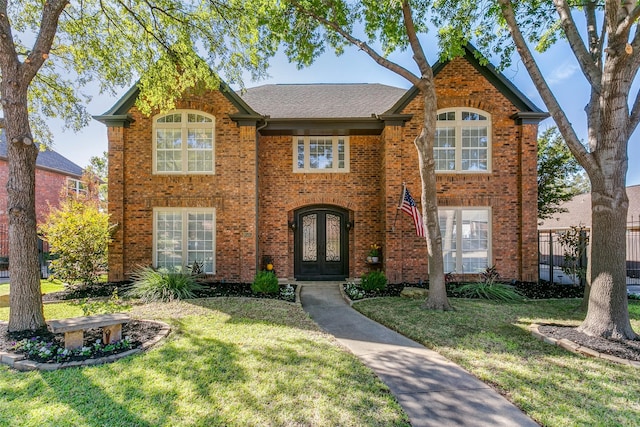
0, 298, 409, 427
354, 297, 640, 427
0, 279, 66, 296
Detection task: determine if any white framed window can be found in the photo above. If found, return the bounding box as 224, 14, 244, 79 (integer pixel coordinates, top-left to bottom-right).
153, 110, 215, 174
438, 208, 491, 274
435, 108, 491, 172
66, 178, 87, 196
293, 136, 350, 173
153, 208, 215, 274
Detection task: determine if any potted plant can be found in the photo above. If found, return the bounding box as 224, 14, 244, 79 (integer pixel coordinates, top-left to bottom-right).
367, 244, 380, 263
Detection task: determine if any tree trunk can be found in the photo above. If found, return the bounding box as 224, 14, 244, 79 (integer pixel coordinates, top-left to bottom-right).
417, 88, 452, 311
579, 184, 636, 339
577, 54, 637, 339
3, 72, 45, 332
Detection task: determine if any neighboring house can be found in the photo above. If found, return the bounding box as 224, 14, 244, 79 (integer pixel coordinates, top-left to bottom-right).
538, 185, 640, 231
0, 131, 85, 229
96, 46, 548, 284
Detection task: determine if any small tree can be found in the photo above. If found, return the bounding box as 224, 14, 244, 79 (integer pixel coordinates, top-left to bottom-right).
538, 127, 588, 220
39, 197, 113, 287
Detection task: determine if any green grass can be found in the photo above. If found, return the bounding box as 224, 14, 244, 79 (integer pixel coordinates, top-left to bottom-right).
354, 297, 640, 427
0, 298, 409, 427
0, 279, 66, 296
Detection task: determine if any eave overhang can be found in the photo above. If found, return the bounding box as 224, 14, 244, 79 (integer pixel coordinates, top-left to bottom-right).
248, 116, 413, 136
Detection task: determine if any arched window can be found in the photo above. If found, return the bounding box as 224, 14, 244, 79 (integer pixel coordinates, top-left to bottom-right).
435, 108, 491, 172
153, 110, 215, 174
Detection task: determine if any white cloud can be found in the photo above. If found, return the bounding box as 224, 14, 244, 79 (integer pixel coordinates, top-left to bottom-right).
547, 62, 580, 85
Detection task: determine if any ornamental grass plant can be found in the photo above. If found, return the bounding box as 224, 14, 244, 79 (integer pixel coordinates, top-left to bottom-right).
126, 266, 204, 302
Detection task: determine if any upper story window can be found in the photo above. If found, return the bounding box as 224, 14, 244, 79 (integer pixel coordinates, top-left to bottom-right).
153, 110, 215, 174
293, 136, 350, 173
435, 108, 491, 172
66, 178, 87, 196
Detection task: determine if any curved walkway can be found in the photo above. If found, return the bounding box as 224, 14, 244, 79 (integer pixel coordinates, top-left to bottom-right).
300, 282, 538, 427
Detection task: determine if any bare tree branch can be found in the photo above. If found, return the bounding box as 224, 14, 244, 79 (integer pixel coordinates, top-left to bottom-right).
628, 87, 640, 132
401, 1, 430, 79
553, 0, 602, 92
21, 0, 69, 84
288, 0, 421, 86
0, 0, 18, 67
498, 0, 596, 173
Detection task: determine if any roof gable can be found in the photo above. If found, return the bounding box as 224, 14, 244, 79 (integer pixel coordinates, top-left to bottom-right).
0, 131, 84, 177
385, 44, 548, 123
94, 80, 260, 127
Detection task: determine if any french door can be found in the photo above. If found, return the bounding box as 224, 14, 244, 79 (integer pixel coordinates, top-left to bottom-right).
294, 206, 349, 280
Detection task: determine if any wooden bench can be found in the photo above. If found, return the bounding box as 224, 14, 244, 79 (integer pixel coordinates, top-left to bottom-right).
47, 313, 130, 350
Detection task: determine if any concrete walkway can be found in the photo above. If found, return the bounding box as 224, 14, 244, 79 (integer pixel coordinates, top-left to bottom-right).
300, 282, 538, 427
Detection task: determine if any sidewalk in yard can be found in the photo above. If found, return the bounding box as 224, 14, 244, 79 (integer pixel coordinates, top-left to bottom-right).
300, 282, 538, 427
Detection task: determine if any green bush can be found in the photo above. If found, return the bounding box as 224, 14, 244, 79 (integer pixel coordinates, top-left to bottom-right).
126, 266, 203, 302
360, 271, 387, 291
251, 270, 279, 294
39, 198, 113, 287
453, 282, 524, 302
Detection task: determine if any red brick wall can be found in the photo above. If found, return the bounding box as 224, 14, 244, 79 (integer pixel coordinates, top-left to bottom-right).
107, 91, 257, 283
0, 159, 74, 228
380, 57, 539, 282
109, 56, 540, 284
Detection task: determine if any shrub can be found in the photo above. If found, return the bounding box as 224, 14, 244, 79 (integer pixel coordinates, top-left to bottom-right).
126, 266, 203, 302
251, 270, 279, 294
344, 282, 365, 300
39, 197, 114, 287
452, 266, 523, 302
360, 271, 387, 291
454, 282, 524, 302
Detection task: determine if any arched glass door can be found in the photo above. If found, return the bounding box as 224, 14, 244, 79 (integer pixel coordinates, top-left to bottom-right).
294, 206, 348, 280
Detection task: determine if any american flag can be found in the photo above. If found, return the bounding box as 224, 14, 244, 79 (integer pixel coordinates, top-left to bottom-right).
400, 187, 426, 237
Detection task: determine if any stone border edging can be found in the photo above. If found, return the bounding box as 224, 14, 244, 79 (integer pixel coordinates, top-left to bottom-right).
529, 323, 640, 368
0, 319, 171, 372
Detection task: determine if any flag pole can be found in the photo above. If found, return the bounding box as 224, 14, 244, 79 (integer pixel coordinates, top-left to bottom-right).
392, 182, 406, 232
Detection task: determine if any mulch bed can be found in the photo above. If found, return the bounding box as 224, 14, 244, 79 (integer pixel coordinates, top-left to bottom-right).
3, 281, 638, 365
0, 320, 162, 362
539, 325, 640, 362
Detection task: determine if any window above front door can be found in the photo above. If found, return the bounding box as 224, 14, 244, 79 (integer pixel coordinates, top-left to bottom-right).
293, 136, 350, 173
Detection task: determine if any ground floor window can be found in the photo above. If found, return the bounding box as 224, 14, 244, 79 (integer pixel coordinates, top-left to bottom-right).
438, 208, 490, 274
153, 208, 215, 273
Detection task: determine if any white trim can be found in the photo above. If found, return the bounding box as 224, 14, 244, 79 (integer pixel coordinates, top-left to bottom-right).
152, 207, 216, 274
293, 136, 350, 173
435, 107, 492, 173
152, 110, 215, 175
438, 206, 492, 274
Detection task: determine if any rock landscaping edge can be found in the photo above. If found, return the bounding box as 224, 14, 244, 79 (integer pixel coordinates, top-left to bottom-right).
0, 319, 171, 372
529, 323, 640, 368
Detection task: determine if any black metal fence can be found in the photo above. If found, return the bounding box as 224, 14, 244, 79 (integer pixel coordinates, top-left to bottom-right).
0, 224, 50, 280
539, 219, 640, 285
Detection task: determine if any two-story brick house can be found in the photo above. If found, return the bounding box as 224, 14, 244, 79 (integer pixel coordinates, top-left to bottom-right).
96, 47, 547, 284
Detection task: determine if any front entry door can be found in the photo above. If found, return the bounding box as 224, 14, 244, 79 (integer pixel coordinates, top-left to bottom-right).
294, 206, 349, 281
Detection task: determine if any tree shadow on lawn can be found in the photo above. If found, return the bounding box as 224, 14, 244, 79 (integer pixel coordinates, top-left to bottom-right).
0, 365, 160, 427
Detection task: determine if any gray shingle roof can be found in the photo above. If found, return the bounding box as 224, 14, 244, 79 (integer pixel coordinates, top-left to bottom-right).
238, 83, 408, 118
0, 131, 84, 177
538, 185, 640, 230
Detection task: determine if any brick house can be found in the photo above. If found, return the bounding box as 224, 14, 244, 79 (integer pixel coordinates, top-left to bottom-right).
96, 47, 547, 284
0, 131, 85, 229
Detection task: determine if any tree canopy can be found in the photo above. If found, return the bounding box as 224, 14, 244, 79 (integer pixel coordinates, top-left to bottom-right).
0, 0, 278, 332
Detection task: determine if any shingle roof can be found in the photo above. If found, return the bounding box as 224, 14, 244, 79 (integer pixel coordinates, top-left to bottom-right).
0, 131, 84, 177
538, 185, 640, 230
238, 83, 407, 118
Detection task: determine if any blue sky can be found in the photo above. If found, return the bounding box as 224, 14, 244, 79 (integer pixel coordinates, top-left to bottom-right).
48, 39, 640, 186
